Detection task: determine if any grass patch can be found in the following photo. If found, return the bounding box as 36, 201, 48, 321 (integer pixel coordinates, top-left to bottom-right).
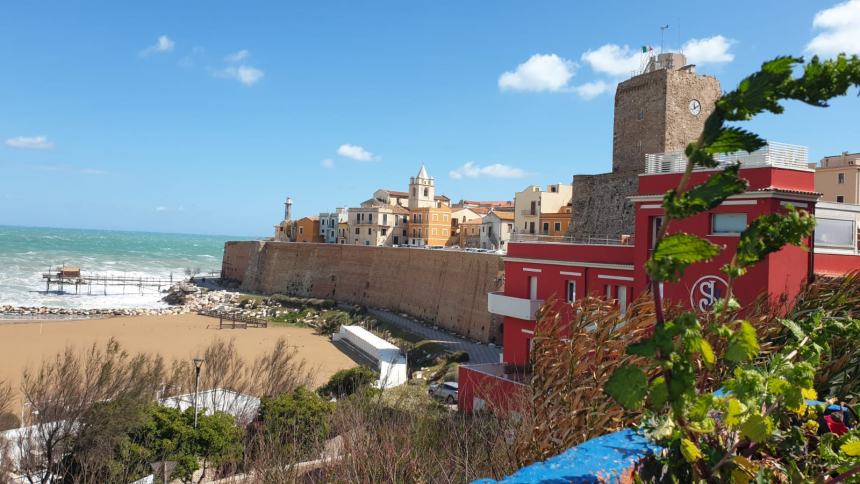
268, 307, 315, 327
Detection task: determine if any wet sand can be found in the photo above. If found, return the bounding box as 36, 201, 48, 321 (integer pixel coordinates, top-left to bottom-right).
0, 314, 355, 405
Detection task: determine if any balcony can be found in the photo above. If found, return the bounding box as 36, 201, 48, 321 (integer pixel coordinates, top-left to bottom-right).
510, 233, 635, 246
645, 141, 809, 174
488, 291, 543, 320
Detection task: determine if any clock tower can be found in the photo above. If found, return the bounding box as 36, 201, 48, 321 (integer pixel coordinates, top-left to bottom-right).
611, 52, 722, 174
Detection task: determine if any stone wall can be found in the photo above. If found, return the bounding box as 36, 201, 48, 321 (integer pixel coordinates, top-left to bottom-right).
568, 173, 638, 238
222, 241, 505, 343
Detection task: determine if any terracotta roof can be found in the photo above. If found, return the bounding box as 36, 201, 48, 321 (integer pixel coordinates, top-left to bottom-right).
435, 194, 451, 201
458, 200, 514, 207
461, 218, 484, 225
389, 205, 410, 214
489, 210, 515, 220
385, 190, 409, 197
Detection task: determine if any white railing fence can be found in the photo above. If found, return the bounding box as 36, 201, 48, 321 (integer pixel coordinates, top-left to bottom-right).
645, 141, 809, 174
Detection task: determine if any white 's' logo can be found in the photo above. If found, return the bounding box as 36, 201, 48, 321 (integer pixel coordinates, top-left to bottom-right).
690, 275, 728, 312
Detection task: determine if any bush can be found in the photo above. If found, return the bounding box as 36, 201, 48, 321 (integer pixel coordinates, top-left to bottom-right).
253, 387, 334, 459
0, 411, 19, 431
318, 366, 378, 398
318, 311, 351, 336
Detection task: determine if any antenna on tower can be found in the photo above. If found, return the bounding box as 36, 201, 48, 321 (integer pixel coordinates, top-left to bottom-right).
660, 24, 670, 54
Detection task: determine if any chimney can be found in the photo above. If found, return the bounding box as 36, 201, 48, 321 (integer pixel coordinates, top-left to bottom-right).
284, 197, 293, 221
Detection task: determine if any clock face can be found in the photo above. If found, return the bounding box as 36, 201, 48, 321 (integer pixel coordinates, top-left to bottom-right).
689, 99, 702, 116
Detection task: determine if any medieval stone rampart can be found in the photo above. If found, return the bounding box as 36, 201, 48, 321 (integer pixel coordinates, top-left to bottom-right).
222, 241, 505, 343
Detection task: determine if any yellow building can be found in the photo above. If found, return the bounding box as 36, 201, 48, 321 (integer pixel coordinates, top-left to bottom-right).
815, 152, 860, 204
337, 221, 349, 244
408, 205, 452, 246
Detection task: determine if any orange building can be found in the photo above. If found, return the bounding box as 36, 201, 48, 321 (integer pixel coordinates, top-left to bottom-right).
458, 217, 483, 247
408, 205, 452, 246
539, 206, 572, 237
294, 216, 323, 243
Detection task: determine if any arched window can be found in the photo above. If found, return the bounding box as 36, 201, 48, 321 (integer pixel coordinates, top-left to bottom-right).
423, 188, 429, 197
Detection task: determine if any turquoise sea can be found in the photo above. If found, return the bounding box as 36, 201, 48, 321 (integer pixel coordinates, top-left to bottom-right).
0, 225, 247, 309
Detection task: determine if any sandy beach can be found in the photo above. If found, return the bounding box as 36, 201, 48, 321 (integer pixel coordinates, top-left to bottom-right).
0, 314, 355, 405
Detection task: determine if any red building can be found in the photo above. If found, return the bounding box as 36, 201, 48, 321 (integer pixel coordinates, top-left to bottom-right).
458, 142, 860, 414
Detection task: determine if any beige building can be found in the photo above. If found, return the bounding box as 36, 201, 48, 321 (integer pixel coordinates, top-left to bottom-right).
514, 183, 573, 235
815, 152, 860, 204
347, 200, 410, 246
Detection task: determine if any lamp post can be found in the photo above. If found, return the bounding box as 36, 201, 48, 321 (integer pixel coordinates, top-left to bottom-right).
193, 357, 205, 428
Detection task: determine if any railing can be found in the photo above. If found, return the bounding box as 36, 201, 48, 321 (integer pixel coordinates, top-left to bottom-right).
519, 210, 538, 216
645, 141, 809, 174
510, 233, 635, 246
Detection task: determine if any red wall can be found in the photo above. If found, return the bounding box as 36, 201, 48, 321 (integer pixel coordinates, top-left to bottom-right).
815, 253, 860, 276
458, 365, 528, 414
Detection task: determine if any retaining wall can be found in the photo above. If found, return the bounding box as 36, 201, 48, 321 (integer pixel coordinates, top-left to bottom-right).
222, 241, 505, 343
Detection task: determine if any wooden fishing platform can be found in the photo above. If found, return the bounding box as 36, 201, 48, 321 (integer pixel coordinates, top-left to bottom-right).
198, 309, 268, 329
41, 265, 177, 295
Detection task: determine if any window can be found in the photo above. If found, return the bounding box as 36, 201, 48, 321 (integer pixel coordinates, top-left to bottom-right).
650, 216, 664, 249
444, 214, 449, 222
528, 276, 538, 300
523, 222, 528, 229
542, 222, 549, 234
566, 281, 576, 303
443, 229, 448, 235
432, 213, 438, 221
555, 222, 561, 231
837, 195, 845, 203
838, 172, 845, 184
299, 227, 304, 234
365, 241, 370, 246
367, 228, 372, 235
712, 213, 747, 235
431, 228, 437, 235
383, 213, 388, 225
403, 229, 407, 236
424, 188, 429, 197
381, 228, 387, 236
355, 228, 359, 235
815, 218, 855, 248
530, 201, 537, 215
368, 213, 373, 223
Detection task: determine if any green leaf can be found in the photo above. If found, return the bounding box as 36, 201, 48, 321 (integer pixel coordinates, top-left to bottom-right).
780, 318, 806, 342
663, 164, 748, 219
698, 339, 715, 365
731, 205, 816, 272
841, 439, 860, 457
725, 398, 745, 427
604, 365, 648, 410
648, 376, 669, 410
725, 320, 760, 363
704, 127, 767, 155
740, 414, 774, 443
627, 338, 657, 358
680, 438, 703, 463
646, 233, 721, 282
718, 56, 801, 121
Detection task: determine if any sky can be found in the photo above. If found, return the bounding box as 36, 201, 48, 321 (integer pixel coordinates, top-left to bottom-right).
1, 0, 859, 237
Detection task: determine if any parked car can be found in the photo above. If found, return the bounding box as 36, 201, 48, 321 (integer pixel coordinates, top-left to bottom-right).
428, 381, 459, 404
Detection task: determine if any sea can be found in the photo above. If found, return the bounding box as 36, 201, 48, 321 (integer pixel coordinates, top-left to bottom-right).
0, 225, 247, 310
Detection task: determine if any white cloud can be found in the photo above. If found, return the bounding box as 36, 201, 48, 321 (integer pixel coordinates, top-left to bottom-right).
498, 54, 576, 92
140, 35, 175, 56
155, 206, 168, 212
571, 80, 610, 99
336, 144, 378, 162
682, 36, 735, 65
321, 158, 335, 169
216, 65, 265, 86
5, 135, 54, 150
225, 49, 249, 62
449, 162, 527, 180
806, 0, 860, 56
581, 44, 641, 77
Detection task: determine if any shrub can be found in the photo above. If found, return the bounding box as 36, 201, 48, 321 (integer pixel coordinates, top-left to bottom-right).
317, 310, 351, 336
318, 366, 378, 398
253, 387, 334, 459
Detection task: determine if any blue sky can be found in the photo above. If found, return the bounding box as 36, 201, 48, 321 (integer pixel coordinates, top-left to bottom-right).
1, 0, 858, 237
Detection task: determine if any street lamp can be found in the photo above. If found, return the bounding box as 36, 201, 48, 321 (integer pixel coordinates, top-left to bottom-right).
192, 357, 205, 428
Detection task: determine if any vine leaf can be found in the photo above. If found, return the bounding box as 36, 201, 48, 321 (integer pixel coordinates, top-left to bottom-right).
663, 164, 748, 219
841, 439, 860, 457
604, 365, 648, 410
725, 321, 760, 363
680, 438, 703, 463
646, 233, 721, 282
740, 414, 774, 443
